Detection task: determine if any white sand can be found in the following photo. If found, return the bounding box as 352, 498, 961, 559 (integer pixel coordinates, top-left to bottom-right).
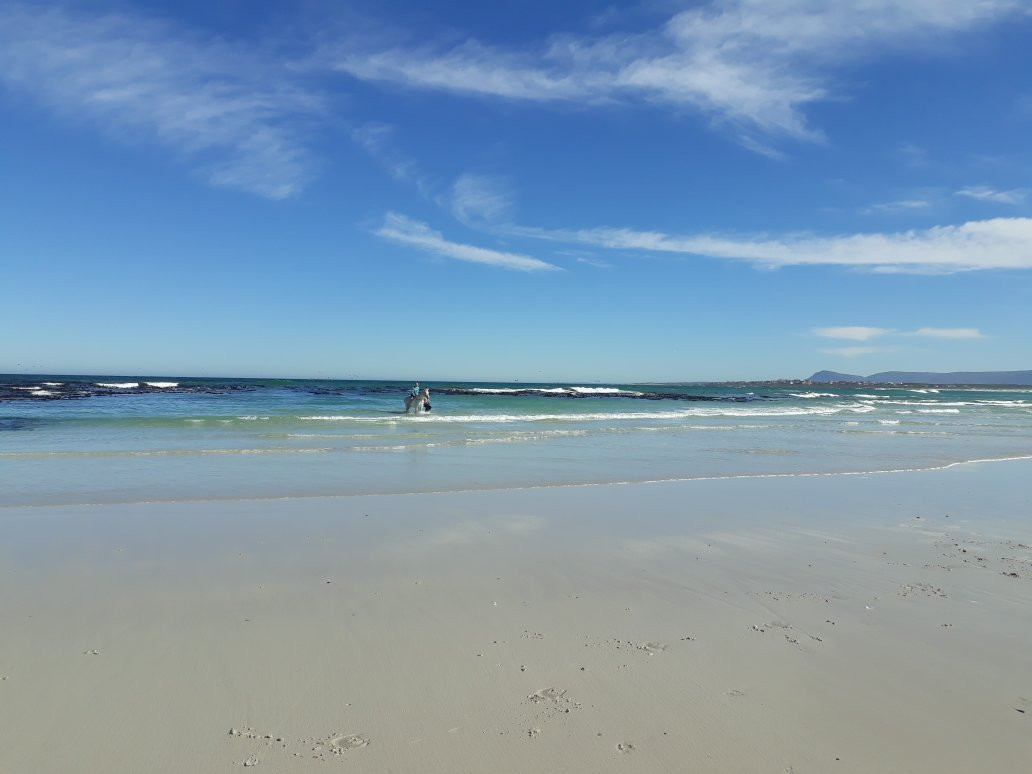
1, 460, 1030, 772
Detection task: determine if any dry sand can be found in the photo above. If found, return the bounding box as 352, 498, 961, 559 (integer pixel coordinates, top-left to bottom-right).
1, 459, 1031, 772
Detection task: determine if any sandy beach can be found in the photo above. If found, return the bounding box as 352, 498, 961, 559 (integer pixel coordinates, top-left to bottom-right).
2, 459, 1030, 773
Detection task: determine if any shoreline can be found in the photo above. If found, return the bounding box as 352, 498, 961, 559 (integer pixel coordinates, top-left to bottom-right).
5, 452, 1032, 510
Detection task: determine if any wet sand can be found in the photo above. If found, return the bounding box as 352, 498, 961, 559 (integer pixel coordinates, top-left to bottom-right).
1, 460, 1030, 772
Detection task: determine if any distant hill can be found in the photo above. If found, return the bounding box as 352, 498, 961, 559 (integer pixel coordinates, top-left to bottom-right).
810, 370, 865, 383
809, 369, 1032, 386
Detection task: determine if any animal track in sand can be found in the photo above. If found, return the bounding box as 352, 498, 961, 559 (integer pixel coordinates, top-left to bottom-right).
616, 742, 635, 753
750, 622, 822, 647
897, 583, 947, 598
933, 537, 1031, 578
749, 591, 832, 603
583, 637, 670, 657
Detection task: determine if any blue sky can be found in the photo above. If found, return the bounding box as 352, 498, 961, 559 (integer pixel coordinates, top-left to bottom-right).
2, 0, 1031, 382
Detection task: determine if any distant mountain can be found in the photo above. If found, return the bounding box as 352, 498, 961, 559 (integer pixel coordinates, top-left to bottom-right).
809, 369, 1032, 386
809, 370, 865, 383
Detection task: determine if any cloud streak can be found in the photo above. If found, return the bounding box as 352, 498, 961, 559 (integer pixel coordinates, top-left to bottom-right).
813, 327, 893, 341
376, 213, 558, 272
327, 1, 1020, 150
955, 186, 1028, 205
449, 173, 513, 225
910, 327, 984, 339
813, 328, 982, 350
0, 4, 323, 198
863, 199, 932, 215
516, 217, 1032, 273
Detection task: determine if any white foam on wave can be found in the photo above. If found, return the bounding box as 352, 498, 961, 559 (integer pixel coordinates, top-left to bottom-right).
30, 389, 54, 396
464, 386, 644, 396
909, 388, 940, 393
300, 405, 858, 424
42, 382, 63, 386
569, 386, 644, 395
96, 382, 139, 389
878, 399, 1029, 408
145, 381, 178, 388
790, 392, 838, 398
878, 419, 901, 425
917, 408, 960, 414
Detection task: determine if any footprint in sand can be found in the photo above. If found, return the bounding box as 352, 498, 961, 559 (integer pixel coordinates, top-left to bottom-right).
616, 742, 635, 753
529, 688, 566, 703
637, 641, 667, 654
328, 733, 369, 753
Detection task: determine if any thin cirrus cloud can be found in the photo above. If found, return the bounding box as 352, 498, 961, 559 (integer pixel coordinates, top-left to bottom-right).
954, 186, 1028, 205
449, 173, 514, 225
375, 213, 559, 272
863, 199, 932, 215
327, 1, 1021, 150
0, 4, 323, 199
814, 326, 984, 341
812, 327, 893, 341
910, 327, 985, 339
514, 217, 1032, 273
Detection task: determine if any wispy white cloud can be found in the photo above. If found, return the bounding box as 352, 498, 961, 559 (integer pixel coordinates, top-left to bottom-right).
515, 217, 1032, 273
326, 1, 1021, 151
375, 213, 558, 272
864, 199, 932, 215
813, 326, 893, 341
0, 4, 322, 198
815, 326, 985, 348
910, 327, 985, 339
351, 123, 416, 181
449, 173, 513, 224
574, 256, 613, 269
955, 185, 1028, 205
819, 346, 887, 357
350, 122, 436, 198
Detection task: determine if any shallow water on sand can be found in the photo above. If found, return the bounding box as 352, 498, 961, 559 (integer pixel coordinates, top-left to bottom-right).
2, 376, 1031, 505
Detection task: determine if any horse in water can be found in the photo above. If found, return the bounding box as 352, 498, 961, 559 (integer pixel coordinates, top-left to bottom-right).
404, 387, 431, 414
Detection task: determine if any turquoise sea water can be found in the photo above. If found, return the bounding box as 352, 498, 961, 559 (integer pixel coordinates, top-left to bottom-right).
2, 376, 1031, 506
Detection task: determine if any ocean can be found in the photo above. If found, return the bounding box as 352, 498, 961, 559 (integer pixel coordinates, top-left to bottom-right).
2, 375, 1031, 506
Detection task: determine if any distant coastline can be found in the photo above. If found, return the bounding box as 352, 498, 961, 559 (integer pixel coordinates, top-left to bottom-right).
3, 370, 1032, 400
806, 369, 1032, 387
